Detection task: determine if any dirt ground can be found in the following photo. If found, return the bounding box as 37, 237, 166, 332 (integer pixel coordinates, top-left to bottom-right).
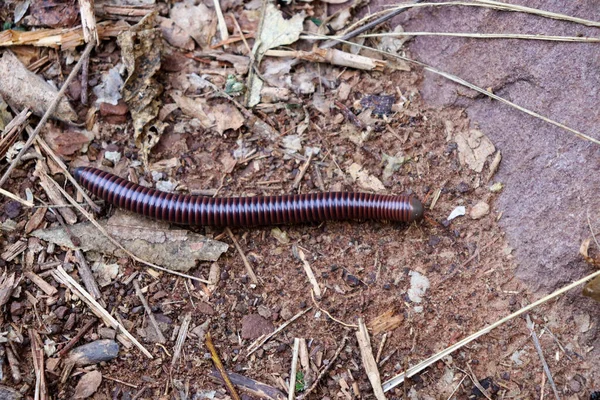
0, 0, 599, 399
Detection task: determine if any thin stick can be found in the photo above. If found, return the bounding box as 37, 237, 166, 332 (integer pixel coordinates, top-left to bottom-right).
225, 227, 258, 284
382, 267, 600, 391
310, 289, 357, 328
356, 318, 385, 400
133, 280, 166, 344
212, 0, 229, 48
57, 318, 97, 358
526, 315, 561, 400
171, 312, 192, 368
29, 329, 47, 400
247, 307, 312, 356
52, 266, 153, 358
0, 41, 94, 188
288, 338, 301, 400
0, 187, 33, 207
206, 332, 241, 400
315, 32, 600, 43
292, 153, 313, 190
294, 247, 321, 297
46, 174, 210, 283
298, 337, 347, 400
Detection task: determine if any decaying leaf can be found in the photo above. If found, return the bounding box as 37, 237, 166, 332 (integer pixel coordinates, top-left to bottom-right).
381, 152, 408, 180
169, 0, 215, 47
171, 93, 214, 128
246, 3, 305, 107
455, 129, 496, 173
0, 51, 77, 122
367, 308, 404, 335
43, 125, 93, 157
347, 163, 385, 192
117, 12, 166, 166
583, 276, 600, 302
31, 210, 229, 272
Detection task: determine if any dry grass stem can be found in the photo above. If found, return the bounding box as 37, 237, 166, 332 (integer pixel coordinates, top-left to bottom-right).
247, 307, 312, 356
356, 318, 386, 400
526, 315, 561, 400
288, 338, 301, 400
358, 32, 600, 42
52, 266, 153, 358
171, 312, 192, 368
225, 227, 258, 284
133, 280, 166, 344
310, 289, 357, 328
295, 247, 321, 297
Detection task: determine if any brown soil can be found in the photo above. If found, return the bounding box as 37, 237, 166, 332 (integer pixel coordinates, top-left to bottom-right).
0, 1, 598, 399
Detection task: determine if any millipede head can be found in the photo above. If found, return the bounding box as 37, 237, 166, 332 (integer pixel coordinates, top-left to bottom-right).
408, 196, 424, 222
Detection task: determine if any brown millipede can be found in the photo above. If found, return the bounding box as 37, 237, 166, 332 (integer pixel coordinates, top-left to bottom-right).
73, 167, 424, 227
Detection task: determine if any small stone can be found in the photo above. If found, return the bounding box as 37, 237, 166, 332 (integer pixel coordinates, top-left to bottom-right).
344, 274, 361, 287
0, 384, 22, 399
568, 377, 582, 393
280, 306, 293, 321
469, 202, 490, 219
4, 201, 22, 219
456, 182, 470, 193
99, 100, 128, 116
67, 340, 119, 366
241, 314, 274, 339
427, 235, 441, 247
257, 305, 271, 319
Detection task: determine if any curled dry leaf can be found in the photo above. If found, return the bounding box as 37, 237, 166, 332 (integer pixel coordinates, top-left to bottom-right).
117, 12, 166, 166
579, 238, 600, 301
31, 210, 229, 272
246, 3, 305, 107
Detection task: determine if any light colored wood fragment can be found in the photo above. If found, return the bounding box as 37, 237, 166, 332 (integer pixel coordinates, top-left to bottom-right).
24, 271, 57, 296
356, 318, 386, 400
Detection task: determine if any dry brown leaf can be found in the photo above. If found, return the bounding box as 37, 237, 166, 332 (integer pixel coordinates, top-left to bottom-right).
31, 210, 229, 272
169, 0, 215, 48
347, 163, 385, 192
367, 309, 404, 335
157, 16, 195, 51
43, 126, 93, 157
212, 103, 244, 134
171, 93, 214, 128
118, 12, 166, 166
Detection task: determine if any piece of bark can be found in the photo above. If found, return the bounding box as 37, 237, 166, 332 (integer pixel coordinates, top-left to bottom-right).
210, 369, 286, 400
0, 51, 77, 122
32, 210, 228, 272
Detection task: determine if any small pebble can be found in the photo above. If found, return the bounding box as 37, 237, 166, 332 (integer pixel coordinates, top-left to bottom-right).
67, 339, 119, 366
469, 201, 490, 219
568, 378, 581, 393
4, 201, 21, 219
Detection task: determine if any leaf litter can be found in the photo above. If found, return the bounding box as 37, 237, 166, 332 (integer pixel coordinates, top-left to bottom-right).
0, 0, 597, 398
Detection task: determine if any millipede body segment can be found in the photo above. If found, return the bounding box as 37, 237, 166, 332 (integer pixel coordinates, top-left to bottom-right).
73, 167, 424, 227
